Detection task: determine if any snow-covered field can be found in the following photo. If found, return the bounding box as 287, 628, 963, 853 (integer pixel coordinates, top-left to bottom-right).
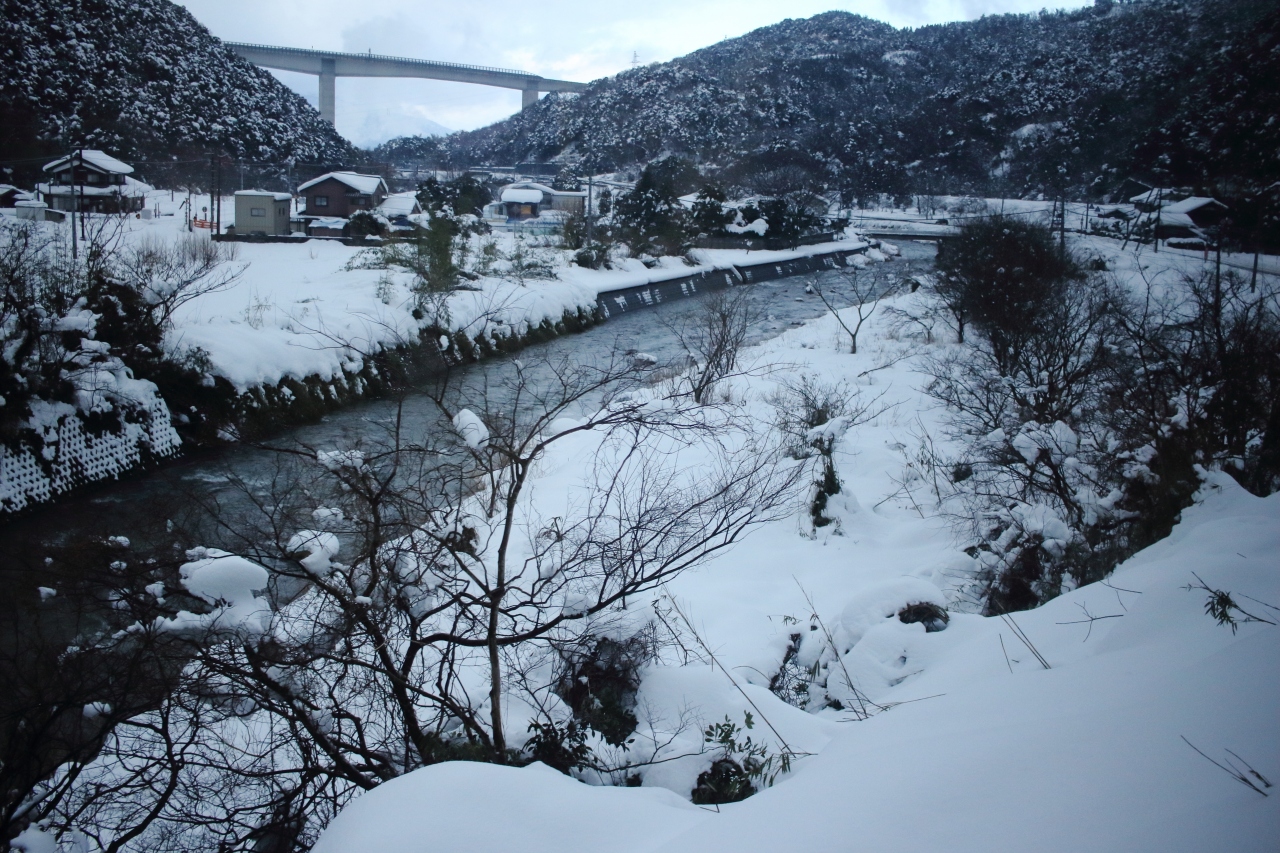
105, 193, 869, 392
304, 238, 1278, 852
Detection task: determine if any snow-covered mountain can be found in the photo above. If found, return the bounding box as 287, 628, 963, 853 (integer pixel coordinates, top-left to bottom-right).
0, 0, 353, 174
426, 0, 1277, 198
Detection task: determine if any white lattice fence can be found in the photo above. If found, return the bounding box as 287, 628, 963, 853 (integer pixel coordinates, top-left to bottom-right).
1, 395, 181, 513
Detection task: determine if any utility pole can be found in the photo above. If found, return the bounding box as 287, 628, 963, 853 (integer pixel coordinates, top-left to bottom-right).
71, 148, 80, 260
1059, 195, 1066, 254
78, 148, 88, 243
215, 158, 222, 235
587, 173, 594, 244
1152, 187, 1162, 253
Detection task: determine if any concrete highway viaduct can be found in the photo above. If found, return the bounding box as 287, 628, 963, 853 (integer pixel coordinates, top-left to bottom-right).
227, 42, 589, 125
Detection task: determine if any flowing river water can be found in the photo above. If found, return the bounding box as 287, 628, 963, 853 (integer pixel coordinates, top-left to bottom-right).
0, 241, 938, 605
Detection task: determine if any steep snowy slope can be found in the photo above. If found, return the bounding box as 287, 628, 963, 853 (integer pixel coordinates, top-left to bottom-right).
0, 0, 352, 169
312, 474, 1280, 853
421, 0, 1278, 197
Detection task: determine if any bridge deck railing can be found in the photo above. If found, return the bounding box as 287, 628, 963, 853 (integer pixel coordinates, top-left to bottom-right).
226, 41, 536, 79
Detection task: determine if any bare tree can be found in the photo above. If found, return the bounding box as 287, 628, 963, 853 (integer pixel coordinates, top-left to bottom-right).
809, 267, 887, 355
662, 284, 759, 403
44, 347, 802, 850
114, 234, 244, 331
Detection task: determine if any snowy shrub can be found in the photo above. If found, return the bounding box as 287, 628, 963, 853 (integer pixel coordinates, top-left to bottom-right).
502, 234, 559, 285
522, 719, 597, 775
346, 210, 390, 239
926, 263, 1128, 611
931, 215, 1081, 345
690, 714, 790, 805
614, 160, 695, 258
770, 375, 885, 529
928, 229, 1280, 613
554, 632, 653, 746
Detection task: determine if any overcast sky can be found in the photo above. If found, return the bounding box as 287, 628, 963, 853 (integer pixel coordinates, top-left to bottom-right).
176, 0, 1092, 147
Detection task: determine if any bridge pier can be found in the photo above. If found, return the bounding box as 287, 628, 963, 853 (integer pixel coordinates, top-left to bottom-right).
319, 58, 336, 125
521, 86, 539, 109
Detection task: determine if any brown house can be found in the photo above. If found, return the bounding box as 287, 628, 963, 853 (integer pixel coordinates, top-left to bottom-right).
297, 171, 388, 218
37, 150, 148, 214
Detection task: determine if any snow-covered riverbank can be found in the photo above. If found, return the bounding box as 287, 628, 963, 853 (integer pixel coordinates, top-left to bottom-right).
304, 238, 1280, 853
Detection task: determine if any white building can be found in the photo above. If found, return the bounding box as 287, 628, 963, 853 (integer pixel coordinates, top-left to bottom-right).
233, 190, 293, 236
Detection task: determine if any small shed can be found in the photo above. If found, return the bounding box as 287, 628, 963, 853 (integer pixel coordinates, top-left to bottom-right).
377, 191, 423, 219
0, 185, 34, 208
298, 171, 388, 218
233, 190, 292, 236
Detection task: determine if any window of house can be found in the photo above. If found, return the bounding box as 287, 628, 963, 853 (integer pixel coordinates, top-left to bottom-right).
314, 195, 329, 207
250, 207, 266, 217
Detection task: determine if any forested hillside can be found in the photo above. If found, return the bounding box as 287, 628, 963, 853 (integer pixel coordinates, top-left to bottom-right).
396, 0, 1278, 199
0, 0, 353, 182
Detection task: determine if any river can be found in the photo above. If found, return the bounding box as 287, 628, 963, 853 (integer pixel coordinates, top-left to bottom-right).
0, 241, 937, 602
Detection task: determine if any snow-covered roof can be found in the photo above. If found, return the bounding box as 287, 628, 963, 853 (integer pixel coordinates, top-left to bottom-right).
505, 180, 587, 198
1163, 196, 1226, 215
297, 171, 387, 195
1129, 189, 1167, 205
507, 180, 555, 194
37, 176, 152, 197
501, 189, 544, 204
1158, 212, 1199, 229
310, 217, 348, 229
42, 150, 134, 175
377, 192, 422, 217
235, 190, 292, 201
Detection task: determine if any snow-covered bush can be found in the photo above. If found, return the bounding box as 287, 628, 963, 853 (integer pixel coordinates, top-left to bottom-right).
346, 210, 390, 239
926, 260, 1128, 611
770, 375, 886, 530
771, 579, 951, 713
0, 220, 181, 510
928, 231, 1280, 614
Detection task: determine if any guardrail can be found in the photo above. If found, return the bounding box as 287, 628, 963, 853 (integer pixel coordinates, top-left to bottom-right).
693, 231, 845, 252
225, 42, 535, 79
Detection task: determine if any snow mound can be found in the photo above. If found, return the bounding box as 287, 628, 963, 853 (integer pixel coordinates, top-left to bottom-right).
452, 408, 489, 449
159, 548, 270, 636
311, 761, 703, 853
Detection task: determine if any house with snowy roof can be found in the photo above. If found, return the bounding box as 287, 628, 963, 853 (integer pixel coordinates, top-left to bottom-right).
1161, 196, 1228, 231
37, 150, 149, 214
1128, 189, 1228, 243
297, 171, 388, 218
495, 180, 586, 221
